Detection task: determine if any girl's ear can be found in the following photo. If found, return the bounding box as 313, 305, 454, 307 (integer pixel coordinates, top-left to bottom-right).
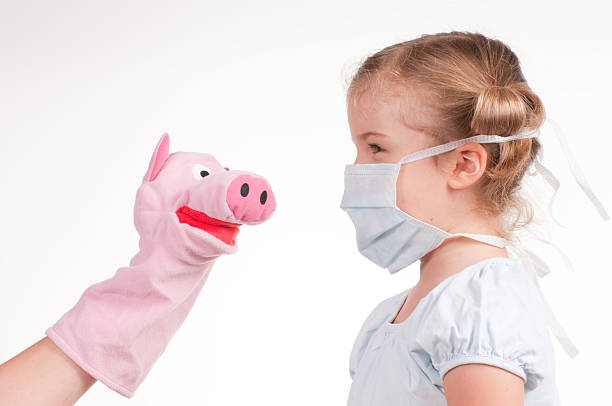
445, 142, 488, 190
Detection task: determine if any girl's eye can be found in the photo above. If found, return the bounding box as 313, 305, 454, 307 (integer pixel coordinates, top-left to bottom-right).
369, 144, 383, 153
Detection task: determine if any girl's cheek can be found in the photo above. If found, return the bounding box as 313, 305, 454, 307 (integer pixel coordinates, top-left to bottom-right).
396, 167, 419, 215
396, 164, 442, 218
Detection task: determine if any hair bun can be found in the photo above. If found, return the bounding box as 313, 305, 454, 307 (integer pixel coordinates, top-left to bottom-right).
471, 82, 537, 136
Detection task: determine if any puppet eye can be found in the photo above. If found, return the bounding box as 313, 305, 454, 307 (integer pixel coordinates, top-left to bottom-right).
192, 163, 212, 180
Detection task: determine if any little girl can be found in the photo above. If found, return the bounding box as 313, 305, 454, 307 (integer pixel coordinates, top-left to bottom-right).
340, 31, 608, 405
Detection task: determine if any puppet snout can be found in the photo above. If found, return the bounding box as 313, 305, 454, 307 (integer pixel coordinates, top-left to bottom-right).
226, 174, 276, 223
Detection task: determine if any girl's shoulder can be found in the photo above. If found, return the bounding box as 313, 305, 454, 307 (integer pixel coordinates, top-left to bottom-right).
415, 256, 548, 328
413, 256, 555, 391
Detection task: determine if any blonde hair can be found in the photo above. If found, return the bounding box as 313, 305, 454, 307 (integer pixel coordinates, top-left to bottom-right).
345, 31, 545, 239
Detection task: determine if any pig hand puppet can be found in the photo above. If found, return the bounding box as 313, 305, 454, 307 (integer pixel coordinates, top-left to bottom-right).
45, 133, 276, 398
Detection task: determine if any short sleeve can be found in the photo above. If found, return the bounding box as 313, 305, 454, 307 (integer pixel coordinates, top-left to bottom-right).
413, 258, 553, 391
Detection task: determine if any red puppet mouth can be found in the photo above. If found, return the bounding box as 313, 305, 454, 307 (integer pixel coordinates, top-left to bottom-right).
176, 206, 242, 246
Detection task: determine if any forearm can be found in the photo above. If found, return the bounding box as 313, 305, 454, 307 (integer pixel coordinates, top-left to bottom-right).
0, 336, 96, 406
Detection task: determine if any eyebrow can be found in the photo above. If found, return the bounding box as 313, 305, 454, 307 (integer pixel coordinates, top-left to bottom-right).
358, 131, 388, 138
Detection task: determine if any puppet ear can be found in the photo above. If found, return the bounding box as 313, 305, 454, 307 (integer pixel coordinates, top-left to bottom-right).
142, 133, 170, 183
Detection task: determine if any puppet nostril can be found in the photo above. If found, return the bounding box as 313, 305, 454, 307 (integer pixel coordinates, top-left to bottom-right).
260, 190, 267, 205
240, 183, 249, 197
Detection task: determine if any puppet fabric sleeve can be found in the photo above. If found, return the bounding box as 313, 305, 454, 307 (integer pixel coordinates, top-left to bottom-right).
45, 134, 276, 398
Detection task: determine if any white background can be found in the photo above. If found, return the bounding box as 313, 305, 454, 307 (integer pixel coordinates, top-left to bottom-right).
1, 0, 610, 404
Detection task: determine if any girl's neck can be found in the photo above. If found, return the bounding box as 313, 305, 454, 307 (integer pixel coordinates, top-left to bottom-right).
418, 233, 509, 288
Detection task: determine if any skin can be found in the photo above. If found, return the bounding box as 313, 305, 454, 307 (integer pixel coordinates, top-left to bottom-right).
0, 337, 96, 405
347, 84, 525, 405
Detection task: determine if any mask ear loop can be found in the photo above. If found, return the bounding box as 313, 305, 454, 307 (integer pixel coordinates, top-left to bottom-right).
398, 128, 540, 164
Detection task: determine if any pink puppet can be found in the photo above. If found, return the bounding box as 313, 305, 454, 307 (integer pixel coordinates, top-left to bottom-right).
44, 133, 276, 398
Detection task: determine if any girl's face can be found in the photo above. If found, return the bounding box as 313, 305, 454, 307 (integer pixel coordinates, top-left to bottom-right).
347, 88, 454, 225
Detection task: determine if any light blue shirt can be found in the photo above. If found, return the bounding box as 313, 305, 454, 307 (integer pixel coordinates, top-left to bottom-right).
347, 257, 561, 405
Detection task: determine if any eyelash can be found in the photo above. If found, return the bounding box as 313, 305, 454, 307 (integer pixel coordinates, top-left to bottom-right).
369, 144, 383, 153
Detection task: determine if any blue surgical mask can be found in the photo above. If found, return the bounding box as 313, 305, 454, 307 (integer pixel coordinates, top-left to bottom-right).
340, 128, 541, 274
